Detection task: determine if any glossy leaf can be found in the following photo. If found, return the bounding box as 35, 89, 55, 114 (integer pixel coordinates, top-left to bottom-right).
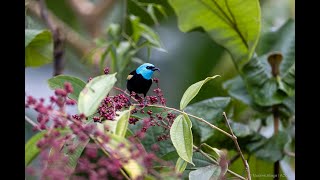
170, 114, 194, 165
78, 73, 117, 117
48, 75, 86, 101
25, 131, 46, 166
168, 0, 261, 70
180, 75, 220, 110
175, 157, 188, 173
184, 97, 230, 141
25, 29, 53, 67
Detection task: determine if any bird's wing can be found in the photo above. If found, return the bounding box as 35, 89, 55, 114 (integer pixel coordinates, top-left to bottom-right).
127, 70, 136, 80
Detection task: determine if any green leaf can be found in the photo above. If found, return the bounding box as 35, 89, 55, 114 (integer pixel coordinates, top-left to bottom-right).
47, 75, 86, 101
25, 131, 46, 166
170, 114, 194, 165
253, 131, 290, 162
190, 152, 213, 167
200, 143, 222, 160
154, 4, 167, 18
168, 0, 261, 70
161, 151, 179, 161
130, 15, 166, 52
78, 73, 117, 117
243, 56, 287, 106
242, 20, 295, 106
128, 114, 176, 157
175, 157, 188, 173
189, 164, 221, 180
223, 76, 271, 113
25, 29, 53, 67
147, 4, 159, 24
106, 23, 121, 39
115, 106, 134, 137
223, 76, 252, 105
65, 138, 90, 172
180, 75, 220, 110
184, 97, 230, 141
116, 41, 138, 73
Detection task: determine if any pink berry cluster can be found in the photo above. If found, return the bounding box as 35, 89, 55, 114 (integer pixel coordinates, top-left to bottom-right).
25, 79, 178, 179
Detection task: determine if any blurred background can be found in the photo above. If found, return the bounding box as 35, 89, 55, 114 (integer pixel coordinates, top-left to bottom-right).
25, 0, 294, 179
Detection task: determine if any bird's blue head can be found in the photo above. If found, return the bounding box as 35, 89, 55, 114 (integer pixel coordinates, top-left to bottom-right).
136, 63, 160, 80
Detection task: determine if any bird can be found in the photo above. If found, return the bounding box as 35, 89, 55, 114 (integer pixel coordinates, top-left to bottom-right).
126, 63, 160, 102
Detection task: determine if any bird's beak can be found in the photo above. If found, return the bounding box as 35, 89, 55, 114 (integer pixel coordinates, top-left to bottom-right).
152, 67, 160, 72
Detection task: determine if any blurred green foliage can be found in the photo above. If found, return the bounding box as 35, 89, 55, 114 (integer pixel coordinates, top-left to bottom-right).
26, 0, 295, 179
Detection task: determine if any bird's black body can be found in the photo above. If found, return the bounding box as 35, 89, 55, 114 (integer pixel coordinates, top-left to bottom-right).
126, 70, 152, 97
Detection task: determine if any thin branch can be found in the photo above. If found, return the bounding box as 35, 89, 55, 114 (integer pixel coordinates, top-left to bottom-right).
39, 0, 65, 76
25, 115, 39, 128
135, 104, 233, 139
193, 145, 245, 180
223, 112, 251, 180
26, 0, 95, 58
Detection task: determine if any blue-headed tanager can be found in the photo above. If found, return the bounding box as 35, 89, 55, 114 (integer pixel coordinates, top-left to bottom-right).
126, 63, 160, 99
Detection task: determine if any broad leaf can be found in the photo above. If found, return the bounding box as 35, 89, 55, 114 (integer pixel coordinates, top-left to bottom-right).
223, 76, 271, 113
168, 0, 261, 70
190, 152, 213, 167
189, 164, 221, 180
25, 29, 53, 67
25, 131, 47, 166
78, 73, 117, 117
243, 55, 287, 106
128, 116, 176, 157
204, 119, 267, 154
223, 76, 252, 105
170, 114, 194, 165
252, 131, 290, 162
185, 97, 230, 141
48, 75, 86, 101
180, 75, 220, 110
242, 20, 295, 106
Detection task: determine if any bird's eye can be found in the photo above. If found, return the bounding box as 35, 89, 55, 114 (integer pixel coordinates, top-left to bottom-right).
146, 66, 153, 69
